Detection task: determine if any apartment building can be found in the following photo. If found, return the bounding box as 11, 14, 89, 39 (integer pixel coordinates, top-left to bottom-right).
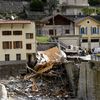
0, 20, 36, 64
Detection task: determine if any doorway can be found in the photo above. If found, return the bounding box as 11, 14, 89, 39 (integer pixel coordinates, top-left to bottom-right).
27, 54, 32, 63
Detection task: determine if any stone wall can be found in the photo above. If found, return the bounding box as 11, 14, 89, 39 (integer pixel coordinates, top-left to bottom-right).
78, 61, 100, 100
0, 61, 27, 79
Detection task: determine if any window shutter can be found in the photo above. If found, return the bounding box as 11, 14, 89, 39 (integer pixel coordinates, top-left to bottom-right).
80, 28, 81, 34
91, 27, 93, 34
97, 27, 99, 34
85, 27, 87, 34
10, 42, 12, 49
13, 42, 15, 49
21, 41, 22, 48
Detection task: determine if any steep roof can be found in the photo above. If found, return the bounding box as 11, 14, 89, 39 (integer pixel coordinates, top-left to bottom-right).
41, 14, 75, 23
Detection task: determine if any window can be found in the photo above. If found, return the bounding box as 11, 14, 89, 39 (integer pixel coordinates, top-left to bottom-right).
91, 39, 99, 42
80, 27, 87, 34
82, 39, 88, 43
91, 27, 96, 34
13, 41, 22, 49
26, 44, 32, 49
16, 54, 21, 61
3, 41, 12, 49
65, 30, 70, 34
80, 27, 84, 34
49, 30, 53, 35
13, 31, 22, 35
2, 31, 11, 35
5, 54, 10, 61
26, 33, 33, 39
87, 21, 90, 23
49, 29, 56, 36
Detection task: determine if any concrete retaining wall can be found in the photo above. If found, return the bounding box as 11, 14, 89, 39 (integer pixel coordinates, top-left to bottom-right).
0, 61, 27, 79
78, 61, 100, 100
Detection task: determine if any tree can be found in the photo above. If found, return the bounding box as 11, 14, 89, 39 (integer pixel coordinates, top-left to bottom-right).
46, 0, 59, 14
89, 0, 100, 6
30, 0, 59, 13
30, 0, 44, 11
82, 7, 100, 15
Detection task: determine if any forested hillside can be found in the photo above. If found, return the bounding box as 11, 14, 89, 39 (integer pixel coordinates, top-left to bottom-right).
89, 0, 100, 6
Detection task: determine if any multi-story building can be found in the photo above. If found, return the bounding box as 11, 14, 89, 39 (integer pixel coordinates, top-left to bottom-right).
41, 14, 75, 36
75, 16, 100, 49
41, 14, 100, 50
0, 20, 36, 78
40, 14, 80, 47
0, 20, 36, 63
59, 0, 89, 15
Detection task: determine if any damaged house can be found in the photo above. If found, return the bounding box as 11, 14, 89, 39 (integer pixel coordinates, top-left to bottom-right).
0, 20, 36, 78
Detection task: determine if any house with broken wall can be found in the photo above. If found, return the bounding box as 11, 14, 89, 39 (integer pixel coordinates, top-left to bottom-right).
39, 14, 80, 49
0, 20, 36, 78
40, 14, 100, 50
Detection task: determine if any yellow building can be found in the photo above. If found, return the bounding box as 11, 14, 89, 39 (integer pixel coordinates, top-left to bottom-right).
75, 16, 100, 49
0, 20, 36, 63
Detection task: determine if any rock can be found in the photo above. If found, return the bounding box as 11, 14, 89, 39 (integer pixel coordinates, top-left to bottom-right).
0, 83, 8, 100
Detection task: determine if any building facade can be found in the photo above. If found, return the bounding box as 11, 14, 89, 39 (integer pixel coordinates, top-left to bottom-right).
40, 14, 80, 47
59, 0, 89, 15
41, 14, 75, 36
75, 16, 100, 49
0, 20, 36, 63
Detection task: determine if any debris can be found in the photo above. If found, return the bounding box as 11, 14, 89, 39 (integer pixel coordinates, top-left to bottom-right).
0, 83, 8, 100
32, 79, 38, 92
0, 46, 80, 100
35, 47, 66, 73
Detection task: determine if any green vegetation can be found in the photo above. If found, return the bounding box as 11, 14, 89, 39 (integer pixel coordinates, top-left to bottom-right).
30, 0, 59, 12
89, 0, 100, 6
82, 7, 100, 15
36, 36, 50, 43
30, 0, 44, 11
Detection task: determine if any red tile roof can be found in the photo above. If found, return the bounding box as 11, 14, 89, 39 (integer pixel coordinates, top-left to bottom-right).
0, 20, 31, 24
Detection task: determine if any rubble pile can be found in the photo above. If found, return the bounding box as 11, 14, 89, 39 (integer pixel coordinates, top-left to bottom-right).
0, 46, 80, 99
3, 64, 69, 100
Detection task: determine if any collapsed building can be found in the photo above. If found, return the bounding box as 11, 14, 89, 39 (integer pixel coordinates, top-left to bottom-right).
0, 45, 80, 99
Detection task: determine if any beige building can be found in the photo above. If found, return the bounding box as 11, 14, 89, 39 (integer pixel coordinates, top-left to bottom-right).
0, 20, 36, 63
75, 16, 100, 49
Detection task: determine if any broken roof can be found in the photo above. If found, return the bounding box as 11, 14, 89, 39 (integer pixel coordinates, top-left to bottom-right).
41, 14, 75, 23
